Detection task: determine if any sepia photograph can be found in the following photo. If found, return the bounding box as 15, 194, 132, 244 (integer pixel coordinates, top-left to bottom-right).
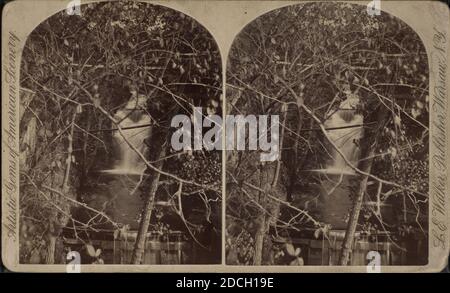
226, 2, 430, 266
16, 1, 222, 265
2, 0, 448, 273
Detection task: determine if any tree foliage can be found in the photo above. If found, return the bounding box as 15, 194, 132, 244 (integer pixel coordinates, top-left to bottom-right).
20, 1, 222, 264
226, 2, 428, 265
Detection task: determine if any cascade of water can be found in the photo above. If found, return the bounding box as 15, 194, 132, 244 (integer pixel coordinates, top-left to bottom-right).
311, 95, 364, 229
323, 96, 363, 174
103, 94, 151, 175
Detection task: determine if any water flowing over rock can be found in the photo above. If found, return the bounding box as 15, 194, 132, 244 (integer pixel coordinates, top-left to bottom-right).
324, 96, 363, 174
104, 94, 151, 175
318, 95, 364, 229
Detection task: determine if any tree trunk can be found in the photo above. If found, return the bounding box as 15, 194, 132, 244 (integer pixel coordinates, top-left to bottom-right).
46, 236, 56, 264
131, 138, 166, 264
338, 149, 375, 265
287, 111, 303, 202
254, 106, 286, 265
253, 214, 266, 265
253, 164, 266, 266
339, 109, 386, 265
46, 111, 77, 265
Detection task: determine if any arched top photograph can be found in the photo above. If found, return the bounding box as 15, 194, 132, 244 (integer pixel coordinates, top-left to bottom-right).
18, 0, 222, 266
226, 1, 429, 267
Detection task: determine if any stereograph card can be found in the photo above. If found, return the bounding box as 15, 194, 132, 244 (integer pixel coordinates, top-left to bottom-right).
2, 0, 449, 273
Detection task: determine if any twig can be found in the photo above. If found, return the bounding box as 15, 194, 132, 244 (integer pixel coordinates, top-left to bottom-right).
327, 173, 344, 196
21, 172, 119, 229
173, 183, 209, 250
228, 172, 321, 227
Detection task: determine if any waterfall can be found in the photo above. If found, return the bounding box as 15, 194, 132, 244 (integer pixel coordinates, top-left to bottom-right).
323, 96, 363, 174
313, 95, 364, 229
103, 94, 151, 175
